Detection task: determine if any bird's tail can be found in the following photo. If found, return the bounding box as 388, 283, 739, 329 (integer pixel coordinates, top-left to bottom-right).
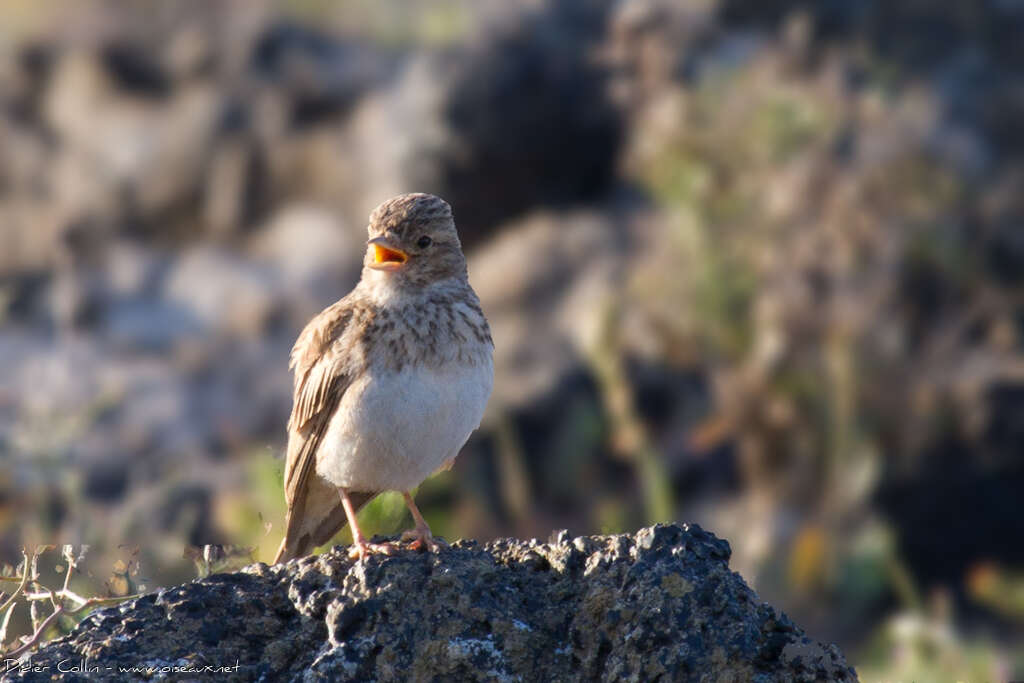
273, 489, 379, 563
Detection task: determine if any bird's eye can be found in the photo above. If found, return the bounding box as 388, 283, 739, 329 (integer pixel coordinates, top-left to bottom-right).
417, 235, 433, 248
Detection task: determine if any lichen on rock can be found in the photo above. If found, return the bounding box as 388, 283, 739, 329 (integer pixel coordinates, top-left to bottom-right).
8, 524, 855, 682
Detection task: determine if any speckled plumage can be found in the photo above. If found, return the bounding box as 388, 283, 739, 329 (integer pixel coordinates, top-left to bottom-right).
275, 194, 493, 563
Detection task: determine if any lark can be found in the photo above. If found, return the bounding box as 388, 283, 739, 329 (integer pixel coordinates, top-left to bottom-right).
274, 193, 494, 563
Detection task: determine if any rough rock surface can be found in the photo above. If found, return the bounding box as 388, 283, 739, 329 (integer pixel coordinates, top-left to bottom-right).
9, 525, 854, 682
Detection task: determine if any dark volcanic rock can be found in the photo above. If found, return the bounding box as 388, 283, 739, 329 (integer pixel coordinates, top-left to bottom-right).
7, 525, 854, 682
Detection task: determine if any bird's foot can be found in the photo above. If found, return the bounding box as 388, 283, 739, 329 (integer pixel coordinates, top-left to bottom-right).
400, 527, 447, 552
347, 540, 398, 560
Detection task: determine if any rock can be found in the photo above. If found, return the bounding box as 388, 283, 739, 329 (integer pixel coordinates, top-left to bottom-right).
43, 50, 222, 219
336, 0, 622, 247
432, 0, 622, 240
162, 246, 282, 337
249, 21, 389, 129
248, 203, 361, 322
13, 525, 855, 682
470, 208, 627, 410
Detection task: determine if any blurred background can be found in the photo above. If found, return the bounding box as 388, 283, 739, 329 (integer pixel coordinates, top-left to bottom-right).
1, 0, 1022, 678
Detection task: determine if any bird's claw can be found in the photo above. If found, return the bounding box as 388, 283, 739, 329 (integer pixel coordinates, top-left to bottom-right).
348, 540, 398, 560
400, 529, 447, 552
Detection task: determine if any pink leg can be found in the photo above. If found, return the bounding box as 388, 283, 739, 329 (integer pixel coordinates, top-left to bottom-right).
400, 491, 445, 552
339, 488, 395, 560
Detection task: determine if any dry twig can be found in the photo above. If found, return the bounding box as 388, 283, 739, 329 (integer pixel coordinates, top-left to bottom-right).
1, 545, 140, 659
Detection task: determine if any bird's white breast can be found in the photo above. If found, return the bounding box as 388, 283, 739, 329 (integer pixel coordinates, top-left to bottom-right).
315, 356, 493, 493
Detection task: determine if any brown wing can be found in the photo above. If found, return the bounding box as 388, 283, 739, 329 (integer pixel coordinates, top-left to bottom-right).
276, 301, 357, 562
282, 302, 352, 502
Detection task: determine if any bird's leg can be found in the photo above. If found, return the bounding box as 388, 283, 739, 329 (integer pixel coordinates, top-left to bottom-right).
339, 488, 395, 560
400, 491, 445, 552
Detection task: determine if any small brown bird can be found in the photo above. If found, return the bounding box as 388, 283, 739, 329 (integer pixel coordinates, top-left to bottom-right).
274, 194, 493, 563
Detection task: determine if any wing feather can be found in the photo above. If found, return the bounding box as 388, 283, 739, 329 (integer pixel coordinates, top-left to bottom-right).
279, 301, 355, 557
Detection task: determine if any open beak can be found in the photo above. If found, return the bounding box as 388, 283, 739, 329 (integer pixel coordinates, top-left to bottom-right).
367, 236, 408, 271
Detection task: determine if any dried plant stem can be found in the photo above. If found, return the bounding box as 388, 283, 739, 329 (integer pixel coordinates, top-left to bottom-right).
0, 553, 30, 615
590, 299, 674, 525
6, 605, 65, 660
24, 590, 141, 607
2, 546, 142, 659
0, 600, 14, 648
0, 552, 31, 647
6, 589, 142, 659
493, 411, 532, 521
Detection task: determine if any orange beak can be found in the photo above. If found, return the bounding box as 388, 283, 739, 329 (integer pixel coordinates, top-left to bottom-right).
367, 237, 408, 271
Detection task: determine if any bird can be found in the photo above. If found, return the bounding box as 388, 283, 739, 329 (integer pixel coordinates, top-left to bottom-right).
273, 193, 494, 563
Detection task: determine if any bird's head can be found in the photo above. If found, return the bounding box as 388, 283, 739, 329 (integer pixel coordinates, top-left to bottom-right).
364, 193, 466, 287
